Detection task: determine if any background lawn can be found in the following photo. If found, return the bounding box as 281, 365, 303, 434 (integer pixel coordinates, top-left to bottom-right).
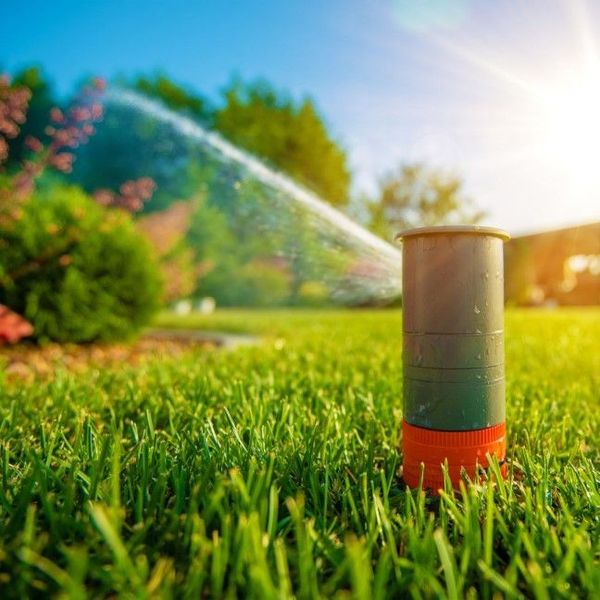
0, 309, 598, 598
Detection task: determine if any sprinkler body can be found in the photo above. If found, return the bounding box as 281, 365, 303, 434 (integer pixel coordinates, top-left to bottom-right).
398, 226, 510, 490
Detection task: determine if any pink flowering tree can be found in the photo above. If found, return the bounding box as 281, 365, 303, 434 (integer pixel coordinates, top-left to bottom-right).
1, 75, 156, 212
0, 75, 30, 163
94, 176, 157, 212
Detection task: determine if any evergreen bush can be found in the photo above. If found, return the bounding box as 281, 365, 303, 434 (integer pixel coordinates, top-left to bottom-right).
0, 185, 162, 342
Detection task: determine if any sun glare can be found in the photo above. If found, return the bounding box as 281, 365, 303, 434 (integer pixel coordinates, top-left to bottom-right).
540, 68, 600, 191
427, 11, 600, 220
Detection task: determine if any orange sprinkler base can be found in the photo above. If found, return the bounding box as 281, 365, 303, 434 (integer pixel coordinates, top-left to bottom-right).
402, 420, 506, 491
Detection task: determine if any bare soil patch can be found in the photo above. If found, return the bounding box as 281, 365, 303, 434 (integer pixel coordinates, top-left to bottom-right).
0, 334, 217, 382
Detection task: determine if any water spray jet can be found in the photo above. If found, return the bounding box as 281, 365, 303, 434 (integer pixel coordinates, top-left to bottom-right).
74, 90, 403, 305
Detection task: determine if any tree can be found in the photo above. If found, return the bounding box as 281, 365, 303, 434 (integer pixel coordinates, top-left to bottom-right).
214, 79, 351, 206
70, 95, 207, 212
368, 162, 486, 240
5, 66, 56, 169
130, 72, 212, 124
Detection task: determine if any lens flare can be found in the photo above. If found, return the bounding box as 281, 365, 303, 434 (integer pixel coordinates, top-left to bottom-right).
540, 67, 600, 193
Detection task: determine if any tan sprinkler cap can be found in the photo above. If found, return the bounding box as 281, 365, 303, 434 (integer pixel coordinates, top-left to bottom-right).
395, 225, 510, 242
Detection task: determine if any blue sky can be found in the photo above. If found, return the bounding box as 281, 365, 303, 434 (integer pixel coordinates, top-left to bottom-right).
4, 0, 600, 233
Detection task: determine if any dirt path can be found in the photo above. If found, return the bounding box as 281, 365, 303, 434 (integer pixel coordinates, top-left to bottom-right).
144, 328, 257, 349
0, 329, 258, 382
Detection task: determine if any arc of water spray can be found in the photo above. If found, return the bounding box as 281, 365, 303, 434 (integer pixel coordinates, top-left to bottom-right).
109, 90, 402, 268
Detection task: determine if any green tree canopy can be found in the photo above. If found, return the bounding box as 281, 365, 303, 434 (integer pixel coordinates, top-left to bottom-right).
369, 162, 486, 239
214, 79, 351, 206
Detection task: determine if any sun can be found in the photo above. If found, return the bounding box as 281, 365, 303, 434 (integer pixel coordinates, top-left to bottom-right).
540, 67, 600, 192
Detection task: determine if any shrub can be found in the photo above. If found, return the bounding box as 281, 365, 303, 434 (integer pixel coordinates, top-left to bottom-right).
296, 281, 330, 307
138, 201, 200, 303
0, 185, 162, 342
236, 261, 289, 307
197, 259, 289, 307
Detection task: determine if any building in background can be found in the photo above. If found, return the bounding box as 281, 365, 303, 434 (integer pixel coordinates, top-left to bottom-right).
505, 222, 599, 306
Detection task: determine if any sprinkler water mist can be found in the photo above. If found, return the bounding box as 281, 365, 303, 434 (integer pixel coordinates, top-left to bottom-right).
396, 225, 510, 491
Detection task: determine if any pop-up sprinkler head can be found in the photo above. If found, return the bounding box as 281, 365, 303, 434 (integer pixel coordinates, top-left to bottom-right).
396, 225, 510, 491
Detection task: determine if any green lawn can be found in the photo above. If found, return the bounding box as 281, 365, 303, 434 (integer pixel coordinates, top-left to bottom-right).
0, 309, 598, 598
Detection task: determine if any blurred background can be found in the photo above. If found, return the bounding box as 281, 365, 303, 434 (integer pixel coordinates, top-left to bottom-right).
1, 0, 598, 344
